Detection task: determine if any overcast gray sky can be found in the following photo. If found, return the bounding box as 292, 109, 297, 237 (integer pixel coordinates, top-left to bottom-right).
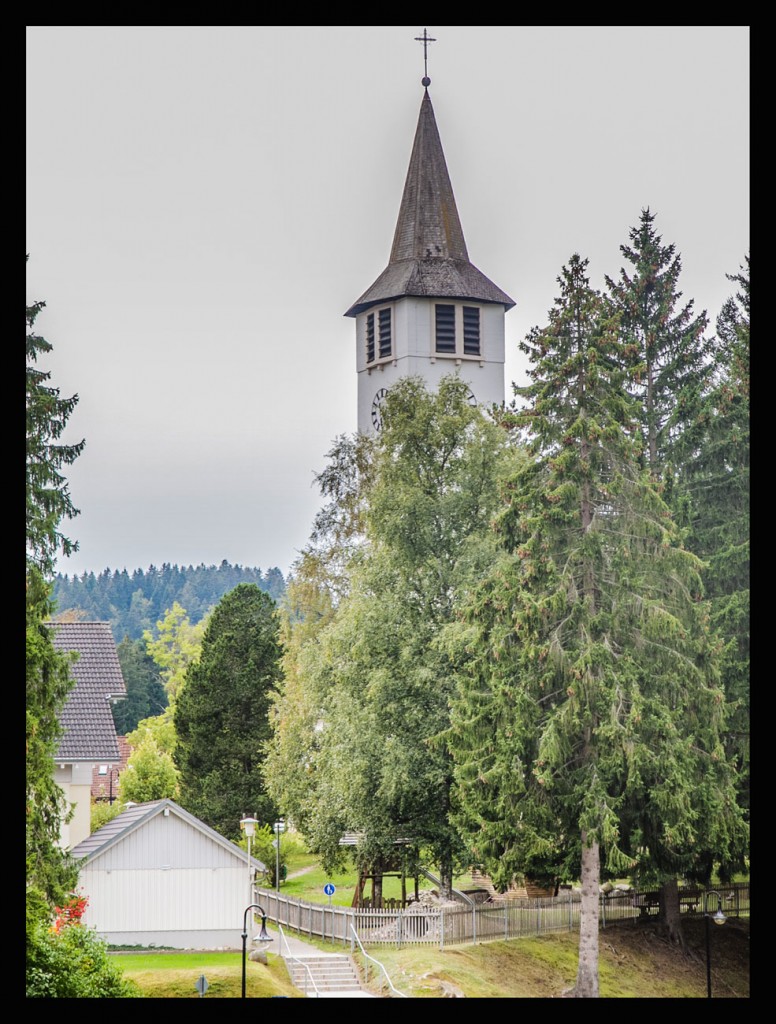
26, 25, 750, 582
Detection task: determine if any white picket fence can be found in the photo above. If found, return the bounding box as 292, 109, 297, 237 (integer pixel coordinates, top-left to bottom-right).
253, 882, 749, 950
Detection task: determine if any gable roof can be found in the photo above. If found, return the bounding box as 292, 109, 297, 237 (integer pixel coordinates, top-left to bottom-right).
345, 88, 515, 317
47, 621, 127, 763
70, 798, 267, 872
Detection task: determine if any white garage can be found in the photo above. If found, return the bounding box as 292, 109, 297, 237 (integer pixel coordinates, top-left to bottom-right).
72, 798, 267, 949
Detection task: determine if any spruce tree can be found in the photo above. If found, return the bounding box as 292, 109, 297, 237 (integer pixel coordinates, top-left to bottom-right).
605, 208, 712, 478
445, 255, 743, 996
679, 256, 750, 830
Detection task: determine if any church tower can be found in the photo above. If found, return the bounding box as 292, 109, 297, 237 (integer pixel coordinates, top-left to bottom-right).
345, 35, 515, 435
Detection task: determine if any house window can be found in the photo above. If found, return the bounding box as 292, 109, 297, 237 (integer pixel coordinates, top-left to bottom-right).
98, 765, 108, 776
435, 303, 483, 357
435, 304, 456, 353
366, 307, 392, 364
463, 306, 480, 356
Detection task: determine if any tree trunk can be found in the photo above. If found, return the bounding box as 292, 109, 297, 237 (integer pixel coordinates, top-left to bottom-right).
659, 877, 686, 950
571, 830, 600, 998
373, 868, 383, 907
439, 855, 453, 902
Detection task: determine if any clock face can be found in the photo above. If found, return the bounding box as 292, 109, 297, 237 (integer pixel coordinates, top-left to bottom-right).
371, 387, 389, 432
465, 387, 477, 407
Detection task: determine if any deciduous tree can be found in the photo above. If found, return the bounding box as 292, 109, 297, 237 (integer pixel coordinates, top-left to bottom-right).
143, 601, 207, 702
272, 377, 516, 895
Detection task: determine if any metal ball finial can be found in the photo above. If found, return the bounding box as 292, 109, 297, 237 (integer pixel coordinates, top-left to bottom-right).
422, 76, 431, 87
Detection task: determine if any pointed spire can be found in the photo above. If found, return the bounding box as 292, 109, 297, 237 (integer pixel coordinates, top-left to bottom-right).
345, 89, 514, 317
389, 90, 469, 263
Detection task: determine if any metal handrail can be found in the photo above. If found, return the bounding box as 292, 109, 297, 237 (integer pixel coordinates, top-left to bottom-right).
349, 923, 408, 997
277, 924, 321, 998
420, 867, 475, 906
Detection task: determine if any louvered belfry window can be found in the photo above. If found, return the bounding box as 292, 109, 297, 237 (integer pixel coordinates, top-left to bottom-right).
378, 308, 392, 358
463, 306, 480, 356
366, 308, 392, 363
366, 313, 375, 363
435, 304, 456, 353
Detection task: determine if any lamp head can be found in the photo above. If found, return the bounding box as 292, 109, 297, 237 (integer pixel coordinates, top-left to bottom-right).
240, 816, 258, 838
713, 908, 727, 926
253, 917, 272, 944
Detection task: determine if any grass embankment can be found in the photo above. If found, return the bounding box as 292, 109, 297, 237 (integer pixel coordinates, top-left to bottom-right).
116, 917, 750, 998
115, 844, 750, 997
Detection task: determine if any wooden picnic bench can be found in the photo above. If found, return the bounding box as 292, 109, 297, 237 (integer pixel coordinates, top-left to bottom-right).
679, 890, 702, 913
631, 892, 660, 918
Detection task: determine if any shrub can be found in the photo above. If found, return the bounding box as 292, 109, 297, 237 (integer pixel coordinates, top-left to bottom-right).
26, 919, 142, 997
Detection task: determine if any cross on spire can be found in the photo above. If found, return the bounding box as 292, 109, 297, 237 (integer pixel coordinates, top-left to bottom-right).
414, 28, 436, 86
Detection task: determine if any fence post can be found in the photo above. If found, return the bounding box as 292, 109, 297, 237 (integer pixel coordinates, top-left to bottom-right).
440, 907, 445, 950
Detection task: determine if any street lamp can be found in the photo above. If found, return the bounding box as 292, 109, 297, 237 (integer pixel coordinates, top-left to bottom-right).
239, 815, 258, 906
273, 818, 285, 891
703, 889, 727, 998
241, 903, 272, 998
108, 767, 120, 805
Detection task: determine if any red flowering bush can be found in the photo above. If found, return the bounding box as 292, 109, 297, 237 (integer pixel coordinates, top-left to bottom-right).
51, 891, 89, 933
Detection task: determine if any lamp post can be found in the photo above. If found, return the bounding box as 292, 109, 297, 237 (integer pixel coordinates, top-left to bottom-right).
241, 903, 272, 998
239, 815, 258, 906
108, 767, 120, 805
703, 889, 727, 998
273, 818, 285, 891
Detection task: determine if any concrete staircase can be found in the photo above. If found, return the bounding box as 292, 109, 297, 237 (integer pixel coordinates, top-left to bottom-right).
285, 953, 373, 997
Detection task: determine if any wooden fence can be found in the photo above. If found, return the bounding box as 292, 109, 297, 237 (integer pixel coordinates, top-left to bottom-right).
254, 881, 750, 950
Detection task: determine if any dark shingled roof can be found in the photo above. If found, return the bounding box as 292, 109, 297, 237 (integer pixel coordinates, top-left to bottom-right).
345, 88, 514, 317
47, 621, 127, 763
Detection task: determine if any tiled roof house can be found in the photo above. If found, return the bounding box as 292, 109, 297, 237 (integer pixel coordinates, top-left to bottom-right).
47, 621, 127, 849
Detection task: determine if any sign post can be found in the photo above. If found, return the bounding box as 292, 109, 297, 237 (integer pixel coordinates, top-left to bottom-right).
323, 883, 336, 943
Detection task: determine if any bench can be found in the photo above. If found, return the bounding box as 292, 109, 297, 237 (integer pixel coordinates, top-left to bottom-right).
679, 891, 702, 913
631, 892, 660, 918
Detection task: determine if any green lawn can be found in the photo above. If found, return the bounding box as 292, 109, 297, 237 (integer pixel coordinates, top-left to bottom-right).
280, 860, 475, 907
114, 950, 302, 998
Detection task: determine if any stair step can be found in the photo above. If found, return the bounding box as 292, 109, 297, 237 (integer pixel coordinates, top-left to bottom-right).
287, 954, 363, 993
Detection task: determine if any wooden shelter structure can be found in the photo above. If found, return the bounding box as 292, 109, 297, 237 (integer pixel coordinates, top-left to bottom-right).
339, 832, 419, 909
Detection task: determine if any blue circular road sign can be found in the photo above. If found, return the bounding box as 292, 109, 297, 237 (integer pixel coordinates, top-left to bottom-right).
324, 883, 336, 896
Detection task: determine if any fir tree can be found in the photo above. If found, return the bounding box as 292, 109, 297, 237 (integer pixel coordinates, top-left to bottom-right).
173, 584, 282, 839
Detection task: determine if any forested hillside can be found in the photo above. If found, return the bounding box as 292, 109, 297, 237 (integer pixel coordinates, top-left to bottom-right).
52, 560, 286, 642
